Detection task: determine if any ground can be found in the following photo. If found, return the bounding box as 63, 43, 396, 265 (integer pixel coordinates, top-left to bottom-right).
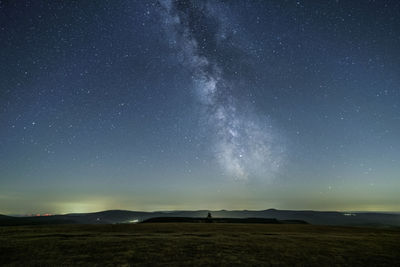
1, 223, 399, 266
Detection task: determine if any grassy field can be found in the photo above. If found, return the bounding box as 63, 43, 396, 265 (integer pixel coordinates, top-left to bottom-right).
1, 223, 399, 266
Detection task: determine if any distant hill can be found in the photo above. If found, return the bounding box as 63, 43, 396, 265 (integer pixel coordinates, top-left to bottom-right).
1, 209, 399, 227
0, 214, 75, 226
142, 217, 308, 224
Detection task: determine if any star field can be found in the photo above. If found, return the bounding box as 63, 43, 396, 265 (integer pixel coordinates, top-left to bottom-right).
1, 0, 399, 214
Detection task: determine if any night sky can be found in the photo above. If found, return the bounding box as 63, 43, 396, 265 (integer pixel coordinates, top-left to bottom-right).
1, 0, 399, 214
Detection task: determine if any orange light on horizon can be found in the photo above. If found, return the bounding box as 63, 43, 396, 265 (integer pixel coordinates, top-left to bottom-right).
34, 213, 52, 217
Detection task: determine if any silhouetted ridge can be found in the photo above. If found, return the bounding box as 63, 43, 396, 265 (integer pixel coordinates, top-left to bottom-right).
1, 209, 399, 226
142, 217, 308, 224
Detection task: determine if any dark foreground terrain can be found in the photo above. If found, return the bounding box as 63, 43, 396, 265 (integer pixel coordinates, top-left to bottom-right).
1, 223, 399, 266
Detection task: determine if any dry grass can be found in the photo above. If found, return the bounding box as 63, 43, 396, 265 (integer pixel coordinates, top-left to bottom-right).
1, 223, 399, 266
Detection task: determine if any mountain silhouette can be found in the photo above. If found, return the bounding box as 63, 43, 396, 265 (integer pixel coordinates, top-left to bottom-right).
1, 209, 399, 227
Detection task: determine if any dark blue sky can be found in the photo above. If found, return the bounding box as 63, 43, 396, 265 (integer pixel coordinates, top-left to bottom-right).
1, 0, 399, 214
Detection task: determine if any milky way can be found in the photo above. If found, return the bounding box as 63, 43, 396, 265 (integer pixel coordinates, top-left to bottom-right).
159, 0, 284, 180
2, 0, 399, 213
